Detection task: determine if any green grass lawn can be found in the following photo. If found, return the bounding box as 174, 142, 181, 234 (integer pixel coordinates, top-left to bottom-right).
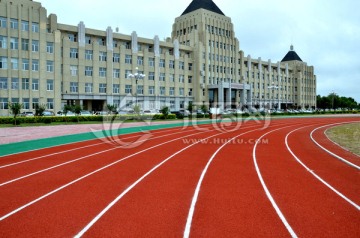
326, 122, 360, 156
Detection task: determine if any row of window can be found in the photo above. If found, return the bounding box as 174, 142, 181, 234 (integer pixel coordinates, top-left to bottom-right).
0, 17, 39, 32
208, 40, 235, 51
66, 82, 193, 96
0, 57, 53, 71
206, 25, 232, 38
0, 78, 53, 91
0, 97, 53, 110
0, 36, 55, 53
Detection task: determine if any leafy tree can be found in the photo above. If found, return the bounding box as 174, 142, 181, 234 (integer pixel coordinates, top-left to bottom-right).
9, 102, 23, 126
35, 104, 46, 116
133, 104, 141, 120
107, 104, 117, 114
63, 104, 72, 116
200, 104, 208, 118
187, 101, 194, 113
73, 105, 82, 122
160, 106, 170, 119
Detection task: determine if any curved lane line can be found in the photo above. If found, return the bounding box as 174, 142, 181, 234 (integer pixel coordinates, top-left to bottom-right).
0, 127, 211, 186
0, 129, 211, 221
73, 129, 232, 238
182, 123, 288, 238
253, 126, 298, 238
285, 125, 360, 211
310, 122, 360, 170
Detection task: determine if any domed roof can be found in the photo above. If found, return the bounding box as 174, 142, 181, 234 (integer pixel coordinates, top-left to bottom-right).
181, 0, 225, 16
281, 45, 303, 62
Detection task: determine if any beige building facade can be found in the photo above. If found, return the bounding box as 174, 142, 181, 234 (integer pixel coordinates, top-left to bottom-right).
0, 0, 316, 116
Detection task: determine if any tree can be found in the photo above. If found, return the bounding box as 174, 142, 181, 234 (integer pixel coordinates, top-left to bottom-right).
9, 102, 23, 126
160, 106, 170, 119
73, 105, 82, 122
133, 104, 141, 120
35, 104, 46, 116
106, 104, 117, 114
63, 104, 72, 116
187, 101, 194, 113
200, 104, 208, 118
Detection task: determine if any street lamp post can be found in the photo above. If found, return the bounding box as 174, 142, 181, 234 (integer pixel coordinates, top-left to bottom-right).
128, 67, 145, 107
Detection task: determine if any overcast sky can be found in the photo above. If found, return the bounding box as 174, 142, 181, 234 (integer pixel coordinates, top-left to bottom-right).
39, 0, 360, 102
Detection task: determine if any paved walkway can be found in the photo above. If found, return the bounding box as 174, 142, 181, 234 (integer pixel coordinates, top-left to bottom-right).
0, 121, 187, 145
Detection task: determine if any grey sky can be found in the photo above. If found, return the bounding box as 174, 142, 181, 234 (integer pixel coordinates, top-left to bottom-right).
39, 0, 360, 102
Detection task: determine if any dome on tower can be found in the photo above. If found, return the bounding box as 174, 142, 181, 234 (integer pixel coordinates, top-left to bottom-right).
281, 45, 303, 62
181, 0, 225, 16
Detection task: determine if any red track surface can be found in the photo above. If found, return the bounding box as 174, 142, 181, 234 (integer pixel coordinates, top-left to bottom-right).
0, 117, 359, 237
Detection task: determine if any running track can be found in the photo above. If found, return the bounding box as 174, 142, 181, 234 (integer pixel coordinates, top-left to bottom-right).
0, 116, 359, 237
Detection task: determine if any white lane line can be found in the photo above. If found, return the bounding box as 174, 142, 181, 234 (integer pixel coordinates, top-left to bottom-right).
286, 126, 360, 211
73, 129, 231, 238
0, 126, 184, 168
183, 124, 272, 238
0, 127, 210, 186
253, 126, 298, 238
0, 129, 211, 221
310, 122, 360, 170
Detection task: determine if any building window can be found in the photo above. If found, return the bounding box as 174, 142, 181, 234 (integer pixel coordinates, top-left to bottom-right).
125, 85, 132, 94
22, 59, 29, 71
32, 22, 39, 33
188, 76, 193, 84
98, 37, 105, 46
113, 53, 120, 63
113, 84, 120, 94
68, 33, 77, 42
70, 66, 78, 76
188, 88, 193, 96
32, 98, 39, 109
149, 57, 155, 67
21, 21, 29, 31
85, 83, 93, 93
160, 87, 165, 96
99, 51, 107, 61
99, 83, 107, 93
179, 61, 184, 70
169, 87, 175, 96
32, 59, 39, 71
47, 98, 54, 109
137, 56, 144, 65
0, 35, 7, 49
170, 74, 175, 82
149, 86, 155, 95
10, 37, 18, 50
47, 42, 54, 53
0, 98, 8, 109
32, 79, 39, 91
46, 61, 54, 72
148, 72, 155, 80
85, 36, 91, 44
179, 88, 184, 96
47, 79, 54, 91
21, 39, 29, 51
188, 63, 193, 70
137, 85, 144, 95
125, 55, 132, 64
170, 100, 175, 109
85, 66, 93, 76
22, 78, 30, 90
169, 60, 175, 69
11, 58, 18, 70
99, 67, 106, 77
159, 73, 165, 81
179, 75, 184, 83
159, 59, 165, 68
125, 70, 132, 79
11, 78, 19, 90
70, 82, 78, 93
32, 40, 39, 52
0, 57, 7, 69
0, 77, 8, 89
85, 50, 93, 60
10, 19, 18, 29
0, 17, 7, 28
70, 48, 78, 58
113, 69, 120, 78
23, 98, 30, 109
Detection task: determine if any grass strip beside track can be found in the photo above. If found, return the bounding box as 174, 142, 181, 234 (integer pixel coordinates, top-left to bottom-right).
0, 120, 213, 157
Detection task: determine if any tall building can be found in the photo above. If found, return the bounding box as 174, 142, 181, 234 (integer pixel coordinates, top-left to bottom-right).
0, 0, 316, 116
